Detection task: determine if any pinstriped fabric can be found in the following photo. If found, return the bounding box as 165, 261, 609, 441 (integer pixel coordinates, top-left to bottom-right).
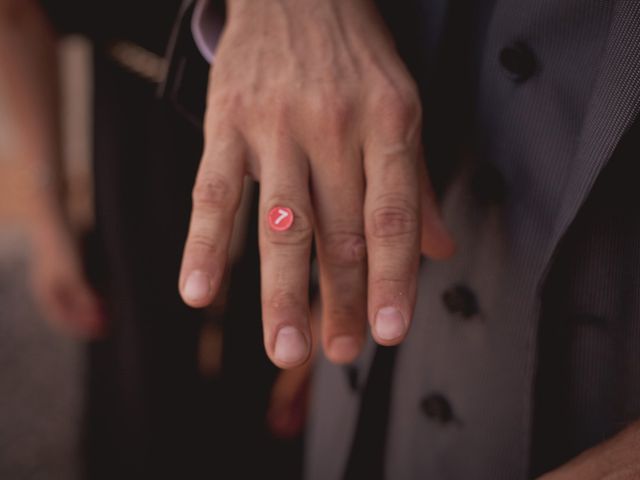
529, 3, 640, 472
533, 116, 640, 474
386, 2, 623, 479
304, 1, 640, 479
543, 0, 640, 283
468, 8, 622, 475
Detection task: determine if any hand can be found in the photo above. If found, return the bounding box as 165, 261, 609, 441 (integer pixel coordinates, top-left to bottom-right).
537, 421, 640, 480
0, 0, 103, 339
179, 0, 455, 368
28, 217, 105, 340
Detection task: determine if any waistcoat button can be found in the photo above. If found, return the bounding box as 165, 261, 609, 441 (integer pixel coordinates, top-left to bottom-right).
442, 285, 479, 318
420, 394, 454, 424
499, 42, 537, 82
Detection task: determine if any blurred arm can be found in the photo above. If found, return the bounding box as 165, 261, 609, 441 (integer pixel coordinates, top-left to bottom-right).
0, 0, 105, 338
538, 420, 640, 480
0, 0, 64, 230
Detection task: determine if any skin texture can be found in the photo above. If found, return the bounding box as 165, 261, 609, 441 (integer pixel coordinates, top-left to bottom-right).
179, 0, 456, 369
0, 0, 104, 339
538, 421, 640, 480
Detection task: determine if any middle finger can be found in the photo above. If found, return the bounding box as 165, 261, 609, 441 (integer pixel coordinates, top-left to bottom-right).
311, 145, 368, 364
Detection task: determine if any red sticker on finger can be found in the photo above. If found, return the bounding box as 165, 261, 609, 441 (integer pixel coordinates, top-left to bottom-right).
268, 206, 294, 231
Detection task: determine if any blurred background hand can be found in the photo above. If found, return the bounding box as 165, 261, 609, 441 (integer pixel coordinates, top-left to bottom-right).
0, 0, 102, 340
27, 214, 105, 340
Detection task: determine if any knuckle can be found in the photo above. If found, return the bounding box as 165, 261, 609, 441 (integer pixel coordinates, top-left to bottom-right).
370, 276, 408, 294
325, 303, 365, 325
321, 231, 366, 266
264, 205, 313, 246
269, 97, 292, 131
186, 232, 219, 256
319, 95, 353, 132
205, 93, 244, 133
372, 83, 422, 139
305, 92, 354, 146
209, 89, 245, 114
192, 174, 234, 211
369, 199, 418, 240
268, 290, 303, 314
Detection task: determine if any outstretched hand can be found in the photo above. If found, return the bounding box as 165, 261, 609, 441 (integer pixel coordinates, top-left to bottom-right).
179, 0, 455, 368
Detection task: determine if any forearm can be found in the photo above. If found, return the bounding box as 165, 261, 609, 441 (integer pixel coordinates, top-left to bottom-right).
0, 0, 64, 230
540, 420, 640, 480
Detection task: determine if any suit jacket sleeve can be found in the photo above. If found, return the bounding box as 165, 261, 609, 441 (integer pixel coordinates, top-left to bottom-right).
191, 0, 224, 63
160, 0, 225, 127
37, 0, 99, 37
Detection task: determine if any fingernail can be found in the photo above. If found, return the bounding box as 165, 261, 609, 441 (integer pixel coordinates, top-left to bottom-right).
375, 307, 406, 341
328, 335, 360, 363
274, 326, 308, 365
183, 271, 212, 303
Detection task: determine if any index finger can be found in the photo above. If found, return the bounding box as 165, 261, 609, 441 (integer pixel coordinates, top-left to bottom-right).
179, 128, 246, 307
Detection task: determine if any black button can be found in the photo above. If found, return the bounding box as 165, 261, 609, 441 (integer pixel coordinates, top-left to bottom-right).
442, 285, 479, 318
499, 42, 537, 82
420, 394, 454, 424
344, 365, 359, 392
471, 162, 507, 206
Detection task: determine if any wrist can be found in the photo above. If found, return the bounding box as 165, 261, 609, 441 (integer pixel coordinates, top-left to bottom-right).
24, 189, 72, 247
